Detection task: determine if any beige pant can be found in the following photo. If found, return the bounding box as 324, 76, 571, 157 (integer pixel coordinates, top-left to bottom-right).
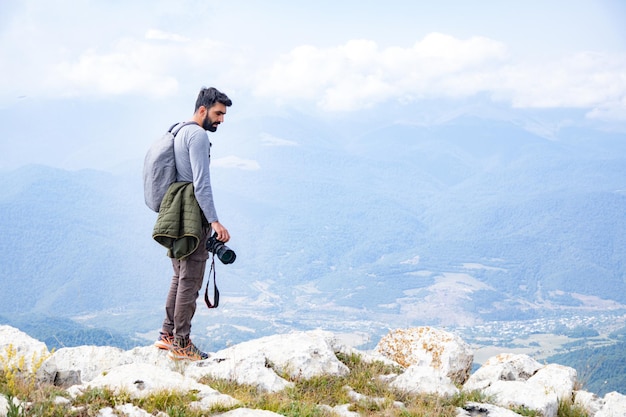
161, 227, 210, 340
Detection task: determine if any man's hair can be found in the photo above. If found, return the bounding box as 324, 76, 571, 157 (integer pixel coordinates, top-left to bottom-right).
195, 87, 232, 112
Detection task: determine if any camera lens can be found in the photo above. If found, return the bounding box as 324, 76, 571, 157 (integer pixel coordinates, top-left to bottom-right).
207, 234, 236, 264
217, 247, 236, 264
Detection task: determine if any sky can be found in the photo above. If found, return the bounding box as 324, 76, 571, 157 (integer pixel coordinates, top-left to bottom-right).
0, 0, 625, 171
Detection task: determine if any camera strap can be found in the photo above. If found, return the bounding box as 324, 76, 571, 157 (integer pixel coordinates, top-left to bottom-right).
204, 254, 220, 309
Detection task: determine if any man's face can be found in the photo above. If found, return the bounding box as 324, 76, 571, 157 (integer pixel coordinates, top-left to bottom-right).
202, 103, 227, 132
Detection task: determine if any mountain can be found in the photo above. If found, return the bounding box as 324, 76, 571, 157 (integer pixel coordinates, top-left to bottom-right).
1, 111, 625, 355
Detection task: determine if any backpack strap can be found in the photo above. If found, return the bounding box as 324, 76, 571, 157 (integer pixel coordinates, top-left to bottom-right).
170, 121, 200, 136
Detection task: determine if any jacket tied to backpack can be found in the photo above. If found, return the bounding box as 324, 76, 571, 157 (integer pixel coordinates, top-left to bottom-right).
153, 182, 207, 259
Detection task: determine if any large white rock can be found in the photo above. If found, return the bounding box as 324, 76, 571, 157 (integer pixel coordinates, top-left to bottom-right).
463, 353, 543, 392
574, 390, 604, 415
484, 380, 559, 417
74, 363, 238, 410
389, 365, 459, 397
0, 325, 50, 373
374, 326, 473, 385
186, 349, 293, 393
185, 330, 348, 392
39, 344, 179, 385
596, 391, 626, 417
528, 363, 577, 400
39, 345, 128, 384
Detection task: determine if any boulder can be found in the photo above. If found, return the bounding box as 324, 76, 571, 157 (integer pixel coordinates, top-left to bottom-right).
389, 365, 459, 397
596, 391, 626, 417
574, 390, 604, 415
39, 343, 177, 385
528, 363, 577, 400
375, 326, 473, 385
483, 380, 559, 417
0, 325, 49, 373
185, 330, 348, 392
73, 363, 238, 411
463, 353, 543, 392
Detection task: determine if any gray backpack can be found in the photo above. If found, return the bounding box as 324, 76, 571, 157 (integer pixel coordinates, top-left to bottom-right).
143, 121, 198, 212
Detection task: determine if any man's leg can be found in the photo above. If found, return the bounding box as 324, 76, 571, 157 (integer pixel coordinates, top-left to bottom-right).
158, 227, 209, 345
171, 256, 207, 339
172, 227, 210, 339
161, 263, 181, 336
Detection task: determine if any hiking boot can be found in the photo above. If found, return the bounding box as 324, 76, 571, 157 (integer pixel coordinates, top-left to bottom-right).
168, 337, 209, 361
154, 332, 174, 350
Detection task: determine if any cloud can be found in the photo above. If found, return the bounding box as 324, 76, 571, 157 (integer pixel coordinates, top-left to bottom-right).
494, 52, 626, 120
54, 41, 179, 98
260, 133, 298, 147
213, 156, 260, 170
252, 34, 626, 121
253, 33, 508, 111
1, 0, 624, 125
0, 1, 232, 101
145, 29, 190, 43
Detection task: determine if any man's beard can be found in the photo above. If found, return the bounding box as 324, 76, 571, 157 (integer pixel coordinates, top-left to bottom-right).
203, 115, 218, 132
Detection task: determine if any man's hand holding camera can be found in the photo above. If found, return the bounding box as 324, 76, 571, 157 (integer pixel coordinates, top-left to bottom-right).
210, 221, 230, 243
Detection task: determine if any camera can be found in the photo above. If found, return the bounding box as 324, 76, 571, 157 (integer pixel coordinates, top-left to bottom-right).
206, 233, 236, 264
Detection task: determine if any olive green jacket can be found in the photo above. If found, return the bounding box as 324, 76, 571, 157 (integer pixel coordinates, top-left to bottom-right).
153, 182, 206, 259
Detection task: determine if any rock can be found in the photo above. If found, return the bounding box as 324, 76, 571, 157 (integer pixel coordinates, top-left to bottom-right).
483, 380, 559, 417
389, 365, 459, 397
344, 385, 404, 408
0, 394, 8, 417
1, 324, 622, 417
574, 390, 604, 415
97, 403, 168, 417
185, 330, 348, 392
214, 409, 285, 416
596, 391, 626, 417
39, 343, 176, 385
528, 363, 577, 400
0, 325, 49, 373
52, 369, 81, 388
321, 403, 361, 417
462, 354, 578, 417
39, 345, 128, 384
75, 363, 239, 411
457, 401, 526, 416
463, 353, 543, 392
375, 326, 473, 385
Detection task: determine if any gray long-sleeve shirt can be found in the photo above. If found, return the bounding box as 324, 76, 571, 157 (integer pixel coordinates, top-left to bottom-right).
173, 123, 218, 223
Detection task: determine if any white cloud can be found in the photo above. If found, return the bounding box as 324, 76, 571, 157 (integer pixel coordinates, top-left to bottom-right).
213, 156, 260, 170
0, 1, 232, 101
54, 43, 179, 98
48, 34, 232, 98
253, 33, 508, 111
145, 29, 189, 43
260, 133, 298, 147
1, 0, 624, 125
252, 33, 626, 121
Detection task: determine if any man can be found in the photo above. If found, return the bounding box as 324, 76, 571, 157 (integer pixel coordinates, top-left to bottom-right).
154, 87, 232, 360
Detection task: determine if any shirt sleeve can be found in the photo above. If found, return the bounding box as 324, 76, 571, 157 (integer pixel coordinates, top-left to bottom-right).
187, 129, 219, 223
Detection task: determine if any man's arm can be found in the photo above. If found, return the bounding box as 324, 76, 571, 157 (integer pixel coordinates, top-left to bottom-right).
187, 130, 230, 242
